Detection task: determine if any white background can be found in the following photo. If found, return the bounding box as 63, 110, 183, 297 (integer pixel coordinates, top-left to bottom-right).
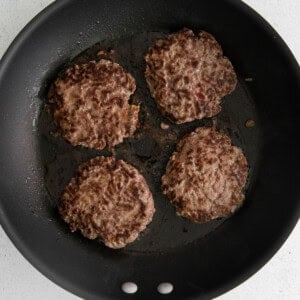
0, 0, 299, 299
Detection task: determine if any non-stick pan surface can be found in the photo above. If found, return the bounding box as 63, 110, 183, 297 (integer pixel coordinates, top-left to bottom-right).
0, 0, 300, 299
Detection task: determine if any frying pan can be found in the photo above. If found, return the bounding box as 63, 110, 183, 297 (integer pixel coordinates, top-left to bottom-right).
0, 0, 300, 299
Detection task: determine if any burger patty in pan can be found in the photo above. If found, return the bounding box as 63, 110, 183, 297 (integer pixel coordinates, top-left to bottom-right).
145, 28, 237, 124
59, 156, 155, 249
162, 127, 248, 223
49, 59, 139, 150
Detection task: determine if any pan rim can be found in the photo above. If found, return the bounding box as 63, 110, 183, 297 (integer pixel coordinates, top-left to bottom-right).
0, 0, 300, 299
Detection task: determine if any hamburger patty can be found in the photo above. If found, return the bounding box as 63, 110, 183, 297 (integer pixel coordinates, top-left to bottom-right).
145, 29, 237, 124
59, 156, 155, 249
48, 59, 139, 150
161, 127, 248, 223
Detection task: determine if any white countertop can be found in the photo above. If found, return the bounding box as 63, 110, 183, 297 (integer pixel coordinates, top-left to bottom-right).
0, 1, 299, 299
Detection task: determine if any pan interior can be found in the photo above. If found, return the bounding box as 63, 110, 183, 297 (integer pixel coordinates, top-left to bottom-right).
39, 31, 260, 253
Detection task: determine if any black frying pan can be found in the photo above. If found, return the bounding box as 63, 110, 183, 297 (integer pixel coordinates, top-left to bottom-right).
0, 0, 300, 299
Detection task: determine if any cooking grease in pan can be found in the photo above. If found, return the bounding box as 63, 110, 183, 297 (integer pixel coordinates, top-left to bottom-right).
39, 31, 260, 253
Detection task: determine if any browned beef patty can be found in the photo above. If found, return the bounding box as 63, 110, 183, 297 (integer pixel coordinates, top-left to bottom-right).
48, 59, 139, 150
161, 127, 248, 223
59, 156, 155, 249
145, 29, 237, 124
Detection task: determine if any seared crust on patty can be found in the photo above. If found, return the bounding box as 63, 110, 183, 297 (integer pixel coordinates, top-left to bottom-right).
59, 156, 155, 249
49, 59, 139, 150
145, 29, 237, 124
161, 127, 248, 223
